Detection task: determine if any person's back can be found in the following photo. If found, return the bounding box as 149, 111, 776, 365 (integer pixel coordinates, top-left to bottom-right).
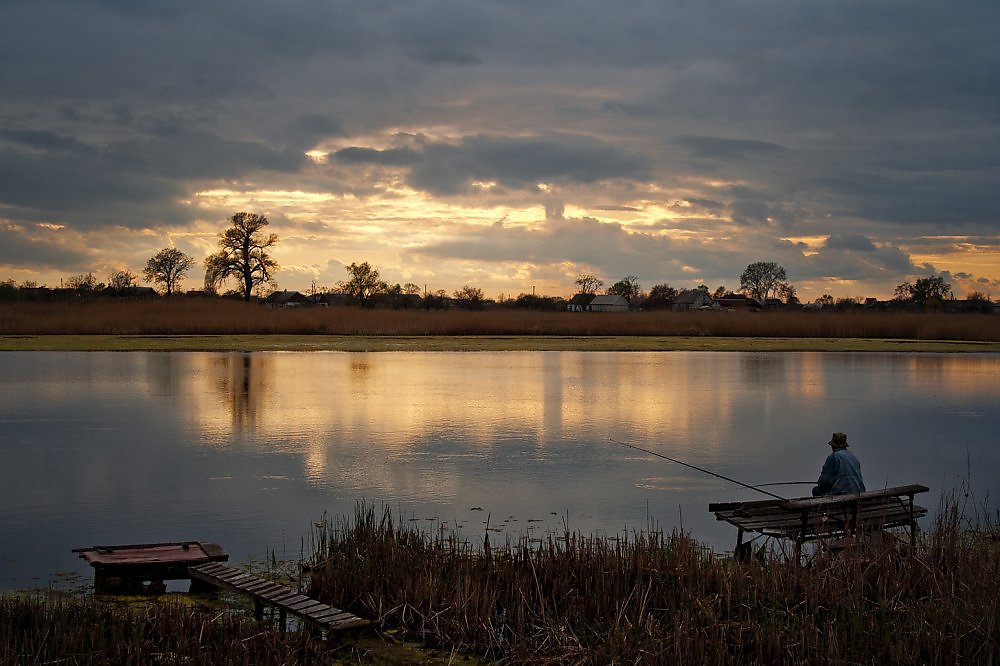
812, 432, 865, 496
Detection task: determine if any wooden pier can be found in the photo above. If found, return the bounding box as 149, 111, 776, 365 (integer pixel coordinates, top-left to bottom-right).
189, 561, 370, 633
73, 541, 229, 594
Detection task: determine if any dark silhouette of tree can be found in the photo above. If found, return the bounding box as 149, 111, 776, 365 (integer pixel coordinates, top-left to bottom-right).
107, 268, 137, 294
453, 285, 485, 309
204, 212, 279, 301
143, 248, 194, 295
646, 283, 678, 309
740, 261, 789, 305
575, 273, 603, 295
894, 275, 952, 309
607, 275, 641, 302
340, 261, 386, 306
65, 273, 102, 294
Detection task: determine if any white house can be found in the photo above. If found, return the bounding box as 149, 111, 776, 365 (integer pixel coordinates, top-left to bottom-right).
588, 294, 630, 312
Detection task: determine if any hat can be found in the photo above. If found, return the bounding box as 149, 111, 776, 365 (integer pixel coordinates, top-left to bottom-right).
828, 432, 848, 449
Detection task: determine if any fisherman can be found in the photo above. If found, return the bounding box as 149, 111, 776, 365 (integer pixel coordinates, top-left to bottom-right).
812, 432, 865, 496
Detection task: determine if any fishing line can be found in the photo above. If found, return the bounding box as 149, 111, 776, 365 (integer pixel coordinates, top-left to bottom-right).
609, 437, 788, 501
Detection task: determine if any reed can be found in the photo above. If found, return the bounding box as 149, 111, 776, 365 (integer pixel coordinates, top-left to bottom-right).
1, 300, 998, 340
309, 501, 999, 664
0, 593, 333, 665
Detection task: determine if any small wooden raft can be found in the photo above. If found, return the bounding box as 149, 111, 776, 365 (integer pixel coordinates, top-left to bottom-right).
73, 541, 228, 593
189, 561, 370, 633
710, 484, 929, 554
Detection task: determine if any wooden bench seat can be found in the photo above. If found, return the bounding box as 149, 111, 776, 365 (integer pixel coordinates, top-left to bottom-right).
710, 484, 929, 553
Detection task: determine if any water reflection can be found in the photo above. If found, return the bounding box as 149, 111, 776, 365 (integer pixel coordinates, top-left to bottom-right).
0, 351, 997, 591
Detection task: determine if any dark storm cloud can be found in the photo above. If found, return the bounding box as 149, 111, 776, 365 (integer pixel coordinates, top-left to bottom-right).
0, 227, 90, 269
416, 49, 483, 66
409, 135, 649, 195
673, 136, 787, 161
1, 0, 998, 291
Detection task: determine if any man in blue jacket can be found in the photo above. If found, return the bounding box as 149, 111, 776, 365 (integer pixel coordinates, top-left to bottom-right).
812, 432, 865, 496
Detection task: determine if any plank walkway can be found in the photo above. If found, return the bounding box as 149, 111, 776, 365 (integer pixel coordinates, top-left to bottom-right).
188, 561, 370, 633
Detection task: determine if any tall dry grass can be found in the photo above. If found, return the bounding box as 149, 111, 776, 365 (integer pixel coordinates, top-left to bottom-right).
309, 501, 999, 664
0, 594, 333, 665
1, 299, 998, 340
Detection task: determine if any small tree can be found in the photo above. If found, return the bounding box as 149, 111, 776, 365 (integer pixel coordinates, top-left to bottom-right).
453, 285, 485, 310
646, 283, 678, 309
340, 262, 386, 306
204, 212, 279, 301
108, 269, 137, 293
144, 248, 195, 295
607, 275, 641, 302
65, 273, 101, 294
740, 261, 789, 305
893, 275, 953, 309
575, 273, 603, 295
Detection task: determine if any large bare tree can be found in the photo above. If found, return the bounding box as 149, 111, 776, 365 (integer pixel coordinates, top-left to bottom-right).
204, 212, 279, 300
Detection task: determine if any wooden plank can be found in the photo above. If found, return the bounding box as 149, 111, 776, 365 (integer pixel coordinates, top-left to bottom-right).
188, 563, 368, 632
782, 485, 928, 510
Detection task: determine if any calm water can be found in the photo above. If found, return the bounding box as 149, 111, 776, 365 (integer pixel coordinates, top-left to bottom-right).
1, 351, 997, 590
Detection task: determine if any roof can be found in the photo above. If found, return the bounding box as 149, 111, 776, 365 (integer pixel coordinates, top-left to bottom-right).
590, 294, 629, 306
568, 293, 596, 305
265, 290, 308, 303
673, 289, 714, 306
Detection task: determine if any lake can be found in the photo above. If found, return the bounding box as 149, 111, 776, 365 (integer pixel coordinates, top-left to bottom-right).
1, 350, 997, 591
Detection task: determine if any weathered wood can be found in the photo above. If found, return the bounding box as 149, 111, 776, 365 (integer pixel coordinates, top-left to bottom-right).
188, 562, 369, 633
74, 541, 229, 593
710, 485, 929, 552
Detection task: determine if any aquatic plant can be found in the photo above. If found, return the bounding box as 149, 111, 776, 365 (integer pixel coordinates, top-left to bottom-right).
309, 500, 999, 664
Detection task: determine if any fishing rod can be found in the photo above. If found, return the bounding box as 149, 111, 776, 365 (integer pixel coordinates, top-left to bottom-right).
609, 437, 789, 501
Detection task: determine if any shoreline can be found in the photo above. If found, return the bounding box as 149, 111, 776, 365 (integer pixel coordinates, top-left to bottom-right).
1, 334, 999, 353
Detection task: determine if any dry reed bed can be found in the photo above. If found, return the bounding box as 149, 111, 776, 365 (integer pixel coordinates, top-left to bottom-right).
309, 501, 999, 665
0, 595, 332, 665
2, 300, 998, 340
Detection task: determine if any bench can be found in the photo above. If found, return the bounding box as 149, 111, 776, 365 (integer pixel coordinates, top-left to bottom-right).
709, 484, 929, 556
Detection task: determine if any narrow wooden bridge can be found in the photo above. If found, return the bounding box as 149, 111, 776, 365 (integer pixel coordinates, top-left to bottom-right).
189, 561, 369, 633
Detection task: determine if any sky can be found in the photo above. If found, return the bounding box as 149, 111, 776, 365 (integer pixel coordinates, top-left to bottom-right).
1, 1, 998, 302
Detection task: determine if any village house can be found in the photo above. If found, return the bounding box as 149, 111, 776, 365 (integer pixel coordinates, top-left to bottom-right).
566, 293, 596, 312
263, 290, 309, 308
671, 289, 716, 311
587, 294, 630, 312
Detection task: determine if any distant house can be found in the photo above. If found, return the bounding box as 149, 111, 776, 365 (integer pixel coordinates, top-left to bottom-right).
714, 294, 761, 310
672, 289, 716, 311
308, 292, 347, 307
263, 290, 309, 308
567, 293, 596, 312
588, 294, 630, 312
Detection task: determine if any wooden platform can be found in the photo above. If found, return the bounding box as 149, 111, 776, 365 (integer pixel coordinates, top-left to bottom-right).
710, 484, 929, 556
73, 541, 228, 593
189, 561, 370, 633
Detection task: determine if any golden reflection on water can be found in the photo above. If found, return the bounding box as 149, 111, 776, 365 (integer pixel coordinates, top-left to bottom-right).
173, 351, 857, 472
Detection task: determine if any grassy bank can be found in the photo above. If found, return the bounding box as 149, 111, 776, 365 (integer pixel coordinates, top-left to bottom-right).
308, 500, 998, 664
4, 497, 996, 664
3, 333, 999, 352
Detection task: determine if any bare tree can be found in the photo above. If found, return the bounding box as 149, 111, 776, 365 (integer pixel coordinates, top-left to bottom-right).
143, 248, 194, 295
108, 268, 137, 293
739, 261, 789, 305
204, 212, 279, 301
607, 275, 641, 302
339, 261, 386, 306
453, 285, 485, 309
575, 273, 603, 295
